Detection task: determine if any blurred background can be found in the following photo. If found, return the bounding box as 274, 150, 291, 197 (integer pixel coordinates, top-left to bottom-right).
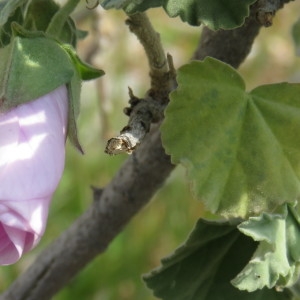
1, 1, 300, 299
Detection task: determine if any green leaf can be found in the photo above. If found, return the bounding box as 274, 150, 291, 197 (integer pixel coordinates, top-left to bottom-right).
66, 67, 83, 152
62, 44, 105, 80
101, 0, 255, 29
0, 35, 74, 111
161, 58, 300, 218
232, 205, 300, 292
45, 0, 79, 41
24, 0, 78, 46
23, 0, 60, 31
144, 219, 291, 300
0, 0, 80, 47
62, 45, 105, 152
292, 18, 300, 56
0, 0, 27, 27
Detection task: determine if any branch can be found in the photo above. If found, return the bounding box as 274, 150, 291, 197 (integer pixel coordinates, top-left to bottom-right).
105, 13, 176, 155
193, 0, 295, 67
1, 5, 268, 300
255, 0, 295, 27
193, 1, 261, 67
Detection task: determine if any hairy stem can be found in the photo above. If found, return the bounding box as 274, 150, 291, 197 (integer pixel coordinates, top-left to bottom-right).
46, 0, 80, 36
126, 12, 168, 78
105, 13, 175, 155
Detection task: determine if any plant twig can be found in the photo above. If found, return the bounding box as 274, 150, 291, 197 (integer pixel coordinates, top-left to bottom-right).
105, 13, 176, 155
104, 85, 165, 155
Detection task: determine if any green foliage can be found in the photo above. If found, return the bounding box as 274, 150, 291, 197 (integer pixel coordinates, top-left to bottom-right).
161, 57, 300, 218
0, 34, 74, 111
0, 0, 27, 26
101, 0, 255, 29
0, 0, 25, 47
233, 205, 300, 292
0, 0, 80, 47
62, 44, 105, 81
26, 0, 78, 46
144, 218, 292, 300
61, 43, 104, 149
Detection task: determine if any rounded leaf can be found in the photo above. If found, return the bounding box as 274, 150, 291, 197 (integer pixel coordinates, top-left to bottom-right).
161, 58, 300, 218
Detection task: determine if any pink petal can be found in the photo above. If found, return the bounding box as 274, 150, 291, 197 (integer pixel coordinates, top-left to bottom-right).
0, 85, 68, 265
0, 223, 34, 265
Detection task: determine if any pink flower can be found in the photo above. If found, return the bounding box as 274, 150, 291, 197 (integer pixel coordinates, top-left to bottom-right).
0, 85, 68, 265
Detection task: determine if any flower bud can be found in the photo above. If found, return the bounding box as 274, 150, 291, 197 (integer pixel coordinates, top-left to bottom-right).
0, 85, 68, 265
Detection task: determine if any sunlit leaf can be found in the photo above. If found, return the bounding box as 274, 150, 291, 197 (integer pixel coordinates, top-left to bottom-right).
144, 219, 291, 300
233, 205, 300, 291
101, 0, 255, 29
161, 58, 300, 218
62, 44, 105, 80
0, 35, 74, 111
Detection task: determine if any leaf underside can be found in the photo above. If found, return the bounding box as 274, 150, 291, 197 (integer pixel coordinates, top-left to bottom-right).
144, 218, 292, 300
233, 205, 300, 292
